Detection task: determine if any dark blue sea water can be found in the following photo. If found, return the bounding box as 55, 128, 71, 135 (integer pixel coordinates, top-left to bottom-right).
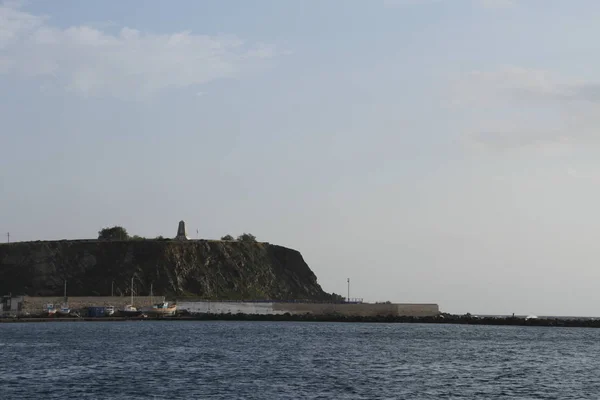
1, 321, 599, 399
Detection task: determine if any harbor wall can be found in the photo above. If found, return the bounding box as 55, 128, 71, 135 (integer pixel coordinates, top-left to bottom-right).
16, 296, 163, 314
272, 303, 439, 317
178, 301, 284, 315
177, 301, 439, 317
4, 296, 439, 317
395, 304, 440, 317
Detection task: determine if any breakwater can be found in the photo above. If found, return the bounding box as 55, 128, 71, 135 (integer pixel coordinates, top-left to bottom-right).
177, 300, 439, 317
3, 314, 600, 328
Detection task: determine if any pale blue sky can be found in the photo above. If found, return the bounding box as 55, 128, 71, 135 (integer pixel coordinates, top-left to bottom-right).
3, 0, 600, 315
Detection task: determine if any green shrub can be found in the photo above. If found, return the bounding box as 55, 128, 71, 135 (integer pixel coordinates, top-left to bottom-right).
237, 233, 257, 242
98, 226, 129, 240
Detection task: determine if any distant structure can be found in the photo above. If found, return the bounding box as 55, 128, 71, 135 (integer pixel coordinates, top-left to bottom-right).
175, 220, 189, 240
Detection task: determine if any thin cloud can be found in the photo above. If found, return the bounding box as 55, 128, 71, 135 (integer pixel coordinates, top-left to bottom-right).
456, 67, 600, 105
383, 0, 516, 8
453, 67, 600, 150
0, 2, 278, 98
478, 0, 516, 8
383, 0, 442, 6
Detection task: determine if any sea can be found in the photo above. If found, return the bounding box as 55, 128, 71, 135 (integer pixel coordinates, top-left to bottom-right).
1, 321, 599, 399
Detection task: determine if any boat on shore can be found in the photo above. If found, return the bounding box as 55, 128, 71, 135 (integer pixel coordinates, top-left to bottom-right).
56, 303, 71, 316
119, 304, 143, 317
141, 302, 177, 317
44, 304, 56, 316
139, 284, 176, 316
43, 281, 71, 316
119, 277, 143, 316
55, 280, 71, 316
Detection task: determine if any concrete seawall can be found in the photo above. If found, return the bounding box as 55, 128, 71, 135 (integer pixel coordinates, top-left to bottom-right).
272, 303, 439, 317
178, 301, 284, 315
178, 301, 439, 317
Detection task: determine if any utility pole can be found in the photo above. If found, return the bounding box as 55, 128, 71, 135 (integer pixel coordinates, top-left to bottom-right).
111, 281, 114, 297
6, 232, 9, 243
347, 278, 350, 303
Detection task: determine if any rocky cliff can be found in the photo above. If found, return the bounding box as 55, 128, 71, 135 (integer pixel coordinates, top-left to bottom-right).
0, 240, 334, 300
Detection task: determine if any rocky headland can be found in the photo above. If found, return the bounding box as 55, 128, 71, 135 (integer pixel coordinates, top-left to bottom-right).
0, 239, 337, 301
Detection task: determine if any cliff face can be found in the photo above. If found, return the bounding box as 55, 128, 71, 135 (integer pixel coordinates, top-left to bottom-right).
0, 240, 332, 300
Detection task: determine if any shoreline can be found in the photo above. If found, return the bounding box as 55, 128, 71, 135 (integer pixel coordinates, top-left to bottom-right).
2, 313, 600, 328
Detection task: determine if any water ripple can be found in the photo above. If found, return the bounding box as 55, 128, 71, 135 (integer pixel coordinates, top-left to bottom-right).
1, 322, 600, 399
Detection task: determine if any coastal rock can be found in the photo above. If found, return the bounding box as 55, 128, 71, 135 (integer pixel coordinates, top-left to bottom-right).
0, 240, 333, 300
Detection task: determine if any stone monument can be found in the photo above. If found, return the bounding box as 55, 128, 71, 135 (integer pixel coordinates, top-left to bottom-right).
175, 220, 189, 240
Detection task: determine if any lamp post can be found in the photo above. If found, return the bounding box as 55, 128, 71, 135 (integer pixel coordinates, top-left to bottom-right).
347, 278, 350, 303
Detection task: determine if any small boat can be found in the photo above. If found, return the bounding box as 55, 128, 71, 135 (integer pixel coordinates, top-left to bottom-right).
120, 277, 143, 316
56, 303, 71, 316
119, 304, 143, 317
140, 284, 177, 316
44, 303, 56, 316
55, 280, 70, 316
141, 302, 177, 317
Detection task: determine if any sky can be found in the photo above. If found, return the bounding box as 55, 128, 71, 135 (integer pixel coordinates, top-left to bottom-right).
2, 0, 600, 316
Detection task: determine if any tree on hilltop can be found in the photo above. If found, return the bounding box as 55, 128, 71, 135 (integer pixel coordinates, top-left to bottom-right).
237, 233, 257, 242
98, 226, 130, 240
220, 234, 234, 241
